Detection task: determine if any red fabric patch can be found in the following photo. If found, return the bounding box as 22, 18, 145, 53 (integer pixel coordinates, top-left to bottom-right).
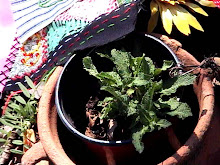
213, 0, 220, 8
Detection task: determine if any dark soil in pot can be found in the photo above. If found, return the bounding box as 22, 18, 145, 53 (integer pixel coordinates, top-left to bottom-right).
56, 33, 199, 164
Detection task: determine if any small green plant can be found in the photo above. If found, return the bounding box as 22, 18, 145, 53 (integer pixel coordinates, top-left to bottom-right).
83, 49, 196, 153
0, 76, 38, 157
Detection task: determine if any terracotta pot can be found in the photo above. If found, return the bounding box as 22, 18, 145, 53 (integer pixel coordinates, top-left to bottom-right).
55, 33, 182, 164
155, 34, 215, 165
21, 34, 215, 165
22, 66, 75, 165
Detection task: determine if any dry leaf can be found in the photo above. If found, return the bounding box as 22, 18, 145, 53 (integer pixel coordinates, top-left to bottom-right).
23, 129, 36, 152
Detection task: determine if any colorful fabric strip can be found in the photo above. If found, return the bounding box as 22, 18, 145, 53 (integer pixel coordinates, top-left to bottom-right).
5, 0, 140, 91
10, 0, 79, 43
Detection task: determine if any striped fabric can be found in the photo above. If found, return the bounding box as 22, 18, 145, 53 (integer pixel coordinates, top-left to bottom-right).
10, 0, 79, 43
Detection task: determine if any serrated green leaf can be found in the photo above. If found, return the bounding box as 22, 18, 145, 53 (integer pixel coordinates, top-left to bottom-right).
127, 100, 138, 116
130, 56, 144, 75
14, 96, 26, 105
141, 82, 156, 111
167, 102, 192, 119
98, 97, 114, 107
161, 60, 173, 71
100, 86, 127, 105
101, 104, 113, 119
158, 97, 180, 110
25, 76, 35, 89
139, 108, 150, 126
111, 49, 131, 78
132, 126, 150, 153
82, 56, 99, 77
156, 119, 171, 130
132, 77, 149, 87
161, 74, 196, 96
154, 60, 173, 76
154, 68, 162, 76
154, 80, 163, 92
10, 149, 23, 155
143, 57, 155, 76
97, 71, 123, 87
130, 55, 148, 77
97, 52, 112, 60
127, 88, 135, 96
18, 82, 30, 98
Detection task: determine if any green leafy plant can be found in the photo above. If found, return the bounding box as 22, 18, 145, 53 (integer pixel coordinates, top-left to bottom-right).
0, 76, 38, 156
83, 49, 196, 153
1, 76, 38, 132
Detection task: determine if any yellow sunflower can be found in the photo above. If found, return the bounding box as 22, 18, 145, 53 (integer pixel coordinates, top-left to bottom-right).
148, 0, 216, 35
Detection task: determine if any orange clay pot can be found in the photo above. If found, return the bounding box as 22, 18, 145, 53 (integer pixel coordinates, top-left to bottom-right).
22, 66, 74, 165
21, 34, 215, 165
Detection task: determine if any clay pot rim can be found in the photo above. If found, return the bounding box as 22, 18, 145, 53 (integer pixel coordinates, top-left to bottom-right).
55, 33, 181, 145
34, 33, 215, 165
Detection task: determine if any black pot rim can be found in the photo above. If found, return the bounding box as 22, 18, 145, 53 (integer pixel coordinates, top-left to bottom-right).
55, 33, 180, 146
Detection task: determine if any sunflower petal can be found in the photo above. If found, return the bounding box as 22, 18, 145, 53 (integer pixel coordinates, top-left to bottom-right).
168, 0, 177, 5
175, 5, 204, 32
195, 0, 216, 7
160, 3, 173, 34
170, 5, 191, 35
186, 11, 204, 32
185, 2, 208, 16
148, 12, 159, 33
151, 0, 159, 14
148, 0, 159, 32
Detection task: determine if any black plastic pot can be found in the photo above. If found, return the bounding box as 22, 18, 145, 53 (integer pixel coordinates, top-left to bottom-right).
55, 33, 180, 164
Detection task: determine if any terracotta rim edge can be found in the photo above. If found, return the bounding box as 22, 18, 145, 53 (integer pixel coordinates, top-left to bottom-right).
156, 34, 215, 165
37, 66, 75, 165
